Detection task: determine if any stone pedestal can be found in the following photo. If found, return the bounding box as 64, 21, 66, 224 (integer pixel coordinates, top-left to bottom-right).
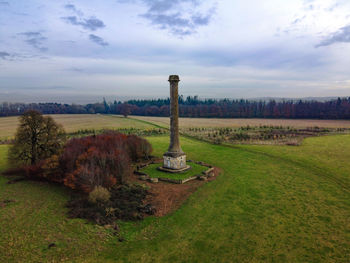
163, 154, 187, 169
158, 154, 190, 173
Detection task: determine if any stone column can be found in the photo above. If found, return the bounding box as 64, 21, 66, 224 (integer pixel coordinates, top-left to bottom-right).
160, 75, 189, 172
167, 75, 183, 156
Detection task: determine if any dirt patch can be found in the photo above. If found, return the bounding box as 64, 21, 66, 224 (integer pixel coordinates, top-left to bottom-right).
129, 167, 220, 217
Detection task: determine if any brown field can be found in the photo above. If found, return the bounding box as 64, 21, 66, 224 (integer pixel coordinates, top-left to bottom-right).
0, 114, 153, 139
132, 116, 350, 129
2, 114, 350, 140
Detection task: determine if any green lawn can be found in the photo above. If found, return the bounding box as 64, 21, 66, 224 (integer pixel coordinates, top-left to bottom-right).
0, 145, 113, 262
0, 145, 8, 172
141, 162, 208, 180
1, 135, 350, 262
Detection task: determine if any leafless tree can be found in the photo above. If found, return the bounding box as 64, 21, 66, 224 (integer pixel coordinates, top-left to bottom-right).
9, 110, 66, 165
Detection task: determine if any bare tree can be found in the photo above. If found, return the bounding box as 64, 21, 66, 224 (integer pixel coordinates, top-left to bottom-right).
9, 110, 66, 165
120, 103, 132, 118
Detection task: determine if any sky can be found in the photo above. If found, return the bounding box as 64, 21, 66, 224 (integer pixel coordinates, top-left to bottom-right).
0, 0, 350, 103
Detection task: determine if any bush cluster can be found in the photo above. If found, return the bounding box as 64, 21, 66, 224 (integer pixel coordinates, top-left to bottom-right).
7, 131, 152, 194
59, 131, 152, 192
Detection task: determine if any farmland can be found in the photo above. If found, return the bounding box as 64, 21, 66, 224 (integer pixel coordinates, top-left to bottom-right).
0, 116, 349, 262
132, 115, 350, 128
0, 114, 153, 140
2, 114, 350, 140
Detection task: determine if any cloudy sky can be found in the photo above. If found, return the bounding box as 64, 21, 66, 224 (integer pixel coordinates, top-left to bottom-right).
0, 0, 350, 103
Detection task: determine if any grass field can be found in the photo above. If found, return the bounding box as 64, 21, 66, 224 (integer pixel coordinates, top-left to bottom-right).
0, 145, 114, 262
132, 115, 350, 129
2, 114, 350, 140
1, 127, 349, 262
0, 114, 153, 140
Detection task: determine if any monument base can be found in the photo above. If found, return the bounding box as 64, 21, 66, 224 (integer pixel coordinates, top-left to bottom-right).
157, 165, 191, 173
159, 154, 190, 173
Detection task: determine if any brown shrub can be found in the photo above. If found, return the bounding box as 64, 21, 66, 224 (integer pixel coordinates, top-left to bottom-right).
5, 131, 151, 194
60, 132, 148, 192
126, 135, 153, 162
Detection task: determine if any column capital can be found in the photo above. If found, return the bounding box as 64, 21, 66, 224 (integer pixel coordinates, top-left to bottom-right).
168, 75, 180, 82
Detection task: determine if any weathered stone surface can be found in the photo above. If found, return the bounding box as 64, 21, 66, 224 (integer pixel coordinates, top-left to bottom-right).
197, 176, 208, 181
163, 75, 188, 172
203, 167, 215, 176
157, 176, 196, 184
208, 172, 215, 177
181, 176, 197, 184
158, 164, 191, 173
163, 154, 187, 170
164, 75, 183, 157
148, 178, 159, 183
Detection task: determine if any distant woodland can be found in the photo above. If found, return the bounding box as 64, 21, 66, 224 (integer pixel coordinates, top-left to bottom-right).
1, 96, 350, 119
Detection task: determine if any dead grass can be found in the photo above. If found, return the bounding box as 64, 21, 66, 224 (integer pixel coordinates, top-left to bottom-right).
0, 114, 153, 140
132, 116, 350, 129
2, 114, 350, 140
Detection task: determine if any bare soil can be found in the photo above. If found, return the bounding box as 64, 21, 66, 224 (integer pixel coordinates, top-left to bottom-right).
130, 167, 220, 217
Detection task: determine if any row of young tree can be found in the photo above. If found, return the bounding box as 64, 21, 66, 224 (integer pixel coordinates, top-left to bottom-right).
1, 96, 350, 119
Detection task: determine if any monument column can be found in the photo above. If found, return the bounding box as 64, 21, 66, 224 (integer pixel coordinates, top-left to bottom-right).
167, 75, 183, 155
160, 75, 189, 172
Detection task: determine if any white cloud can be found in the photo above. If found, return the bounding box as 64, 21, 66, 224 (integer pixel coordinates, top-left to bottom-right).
0, 0, 350, 102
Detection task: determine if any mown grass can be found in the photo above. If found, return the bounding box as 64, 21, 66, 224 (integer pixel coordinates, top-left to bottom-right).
1, 133, 349, 262
99, 135, 350, 263
236, 134, 350, 188
141, 162, 207, 180
0, 145, 113, 262
0, 145, 8, 172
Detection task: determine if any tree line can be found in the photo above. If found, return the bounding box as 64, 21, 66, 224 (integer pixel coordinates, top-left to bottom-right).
1, 96, 350, 119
